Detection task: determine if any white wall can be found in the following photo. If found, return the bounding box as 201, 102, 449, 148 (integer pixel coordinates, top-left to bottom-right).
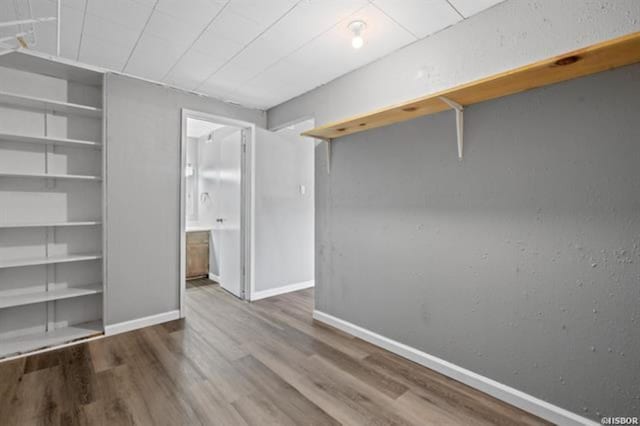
268, 0, 640, 129
253, 120, 315, 298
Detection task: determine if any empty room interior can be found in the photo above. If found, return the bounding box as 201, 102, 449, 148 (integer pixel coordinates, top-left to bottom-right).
0, 0, 638, 424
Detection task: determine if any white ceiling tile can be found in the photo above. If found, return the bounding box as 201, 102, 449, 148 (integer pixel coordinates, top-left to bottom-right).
271, 0, 367, 44
227, 85, 281, 110
373, 0, 461, 38
82, 12, 141, 50
164, 47, 229, 90
447, 0, 505, 18
190, 36, 242, 66
227, 0, 298, 27
251, 0, 368, 59
124, 32, 186, 80
210, 40, 282, 87
278, 4, 415, 102
155, 0, 227, 23
60, 5, 86, 60
246, 58, 310, 91
86, 0, 154, 30
79, 35, 131, 70
198, 78, 238, 100
131, 0, 158, 6
14, 0, 505, 109
43, 0, 87, 11
193, 8, 262, 48
338, 4, 417, 53
144, 9, 208, 48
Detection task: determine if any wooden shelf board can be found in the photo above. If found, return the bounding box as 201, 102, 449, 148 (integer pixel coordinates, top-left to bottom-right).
0, 132, 102, 148
0, 253, 102, 269
0, 320, 103, 358
0, 284, 103, 309
0, 91, 102, 117
302, 31, 640, 140
0, 221, 101, 229
0, 172, 102, 181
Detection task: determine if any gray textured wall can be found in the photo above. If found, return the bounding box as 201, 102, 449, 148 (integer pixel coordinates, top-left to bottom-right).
315, 65, 640, 420
104, 74, 264, 325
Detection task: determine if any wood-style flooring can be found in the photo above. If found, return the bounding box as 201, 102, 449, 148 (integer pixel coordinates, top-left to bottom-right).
0, 280, 550, 425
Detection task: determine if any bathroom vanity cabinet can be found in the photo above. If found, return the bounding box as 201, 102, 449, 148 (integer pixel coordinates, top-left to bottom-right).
186, 231, 209, 279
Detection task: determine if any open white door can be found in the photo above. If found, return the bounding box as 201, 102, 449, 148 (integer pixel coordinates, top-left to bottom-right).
181, 110, 255, 315
213, 128, 243, 298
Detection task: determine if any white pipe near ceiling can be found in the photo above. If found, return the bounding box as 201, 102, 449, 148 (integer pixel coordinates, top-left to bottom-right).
0, 17, 56, 28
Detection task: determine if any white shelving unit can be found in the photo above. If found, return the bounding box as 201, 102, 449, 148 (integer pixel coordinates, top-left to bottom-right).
0, 172, 102, 180
0, 253, 103, 269
0, 284, 103, 309
0, 51, 105, 359
0, 321, 103, 357
0, 221, 101, 229
0, 91, 102, 117
0, 132, 102, 148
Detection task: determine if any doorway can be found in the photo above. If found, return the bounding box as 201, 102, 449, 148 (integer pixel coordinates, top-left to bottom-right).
179, 110, 255, 316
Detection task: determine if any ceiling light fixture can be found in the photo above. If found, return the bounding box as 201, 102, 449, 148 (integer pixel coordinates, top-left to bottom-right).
348, 20, 366, 49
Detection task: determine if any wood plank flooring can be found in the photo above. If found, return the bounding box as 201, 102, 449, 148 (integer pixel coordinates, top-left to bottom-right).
0, 280, 551, 425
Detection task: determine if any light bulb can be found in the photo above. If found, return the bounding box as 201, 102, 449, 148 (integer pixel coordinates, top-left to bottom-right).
348, 20, 366, 50
352, 35, 363, 49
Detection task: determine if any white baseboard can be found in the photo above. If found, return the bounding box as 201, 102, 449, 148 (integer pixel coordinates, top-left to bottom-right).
105, 310, 180, 336
251, 280, 314, 301
208, 272, 221, 282
313, 310, 598, 426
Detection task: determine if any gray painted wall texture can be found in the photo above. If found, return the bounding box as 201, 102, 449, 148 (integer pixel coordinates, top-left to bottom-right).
315, 64, 640, 420
105, 74, 264, 326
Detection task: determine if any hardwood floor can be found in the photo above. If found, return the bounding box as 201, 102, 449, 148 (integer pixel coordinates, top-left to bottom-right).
0, 281, 550, 425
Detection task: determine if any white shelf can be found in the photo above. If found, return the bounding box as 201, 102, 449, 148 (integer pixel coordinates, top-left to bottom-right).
0, 172, 102, 181
0, 91, 102, 118
0, 253, 102, 269
0, 284, 103, 309
0, 51, 103, 86
0, 221, 101, 229
0, 132, 101, 149
0, 320, 103, 358
0, 50, 105, 359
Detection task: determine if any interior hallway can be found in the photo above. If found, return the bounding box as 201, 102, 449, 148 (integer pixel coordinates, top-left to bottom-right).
0, 281, 549, 425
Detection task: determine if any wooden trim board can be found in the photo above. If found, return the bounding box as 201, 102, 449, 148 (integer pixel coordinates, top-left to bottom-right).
302, 31, 640, 140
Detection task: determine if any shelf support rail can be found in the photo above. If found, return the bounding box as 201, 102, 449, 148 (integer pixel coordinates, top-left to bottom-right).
325, 139, 331, 174
56, 0, 61, 56
439, 96, 464, 159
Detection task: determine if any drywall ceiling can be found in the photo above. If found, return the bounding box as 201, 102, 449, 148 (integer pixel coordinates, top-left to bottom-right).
0, 0, 505, 110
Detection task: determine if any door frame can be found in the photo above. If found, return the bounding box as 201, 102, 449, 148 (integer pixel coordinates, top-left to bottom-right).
179, 109, 256, 316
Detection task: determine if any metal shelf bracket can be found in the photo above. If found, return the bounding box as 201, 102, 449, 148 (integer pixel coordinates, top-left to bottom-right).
439, 96, 464, 159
